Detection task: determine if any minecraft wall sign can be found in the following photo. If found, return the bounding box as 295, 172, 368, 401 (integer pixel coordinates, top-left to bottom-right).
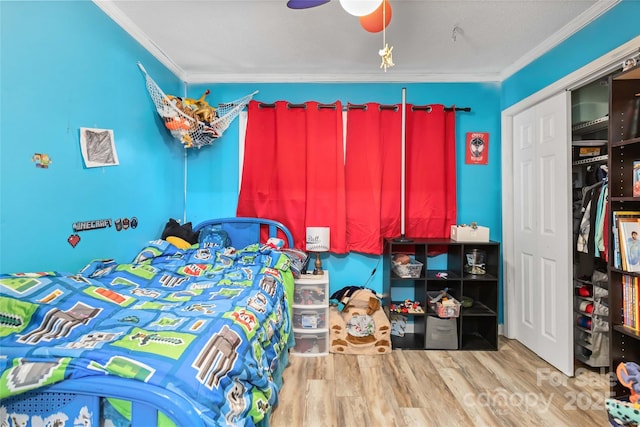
72, 219, 113, 232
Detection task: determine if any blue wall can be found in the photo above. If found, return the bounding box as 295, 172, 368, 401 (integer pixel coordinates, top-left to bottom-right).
185, 82, 502, 296
502, 0, 640, 109
1, 0, 638, 325
0, 0, 184, 273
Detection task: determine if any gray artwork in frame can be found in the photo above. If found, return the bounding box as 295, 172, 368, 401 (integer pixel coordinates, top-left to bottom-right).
80, 127, 119, 168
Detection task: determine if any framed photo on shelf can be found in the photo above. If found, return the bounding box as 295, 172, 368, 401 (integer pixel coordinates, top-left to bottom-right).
613, 211, 640, 269
619, 217, 640, 272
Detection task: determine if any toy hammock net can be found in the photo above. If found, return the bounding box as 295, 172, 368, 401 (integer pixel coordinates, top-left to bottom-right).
138, 63, 257, 149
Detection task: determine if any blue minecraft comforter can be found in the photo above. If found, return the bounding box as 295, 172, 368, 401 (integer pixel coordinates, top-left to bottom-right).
0, 240, 295, 427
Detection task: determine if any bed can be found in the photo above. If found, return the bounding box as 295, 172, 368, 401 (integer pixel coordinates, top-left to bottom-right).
0, 217, 300, 427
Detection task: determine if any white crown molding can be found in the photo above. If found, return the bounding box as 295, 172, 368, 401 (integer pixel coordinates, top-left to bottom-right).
499, 0, 621, 80
95, 0, 620, 85
92, 0, 188, 82
184, 72, 501, 84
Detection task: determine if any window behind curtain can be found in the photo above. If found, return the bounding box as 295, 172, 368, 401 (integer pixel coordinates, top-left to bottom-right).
237, 101, 456, 255
237, 101, 347, 253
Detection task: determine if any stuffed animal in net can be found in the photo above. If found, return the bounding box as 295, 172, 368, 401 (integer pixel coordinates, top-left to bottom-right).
165, 90, 217, 127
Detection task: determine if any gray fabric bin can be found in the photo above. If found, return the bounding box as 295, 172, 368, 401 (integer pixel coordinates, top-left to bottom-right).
425, 316, 458, 349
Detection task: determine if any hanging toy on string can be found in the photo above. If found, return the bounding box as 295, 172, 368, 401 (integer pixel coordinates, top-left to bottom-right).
375, 0, 394, 71
379, 44, 394, 71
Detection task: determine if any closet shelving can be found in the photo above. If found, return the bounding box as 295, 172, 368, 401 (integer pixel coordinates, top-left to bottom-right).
571, 120, 608, 166
574, 277, 596, 356
608, 65, 640, 398
573, 274, 609, 366
571, 76, 611, 368
573, 115, 609, 136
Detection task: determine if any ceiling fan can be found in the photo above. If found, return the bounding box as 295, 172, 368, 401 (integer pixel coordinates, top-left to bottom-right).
286, 0, 392, 33
287, 0, 395, 70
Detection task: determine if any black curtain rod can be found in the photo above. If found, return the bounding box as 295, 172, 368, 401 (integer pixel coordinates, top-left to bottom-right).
347, 103, 398, 111
258, 102, 471, 113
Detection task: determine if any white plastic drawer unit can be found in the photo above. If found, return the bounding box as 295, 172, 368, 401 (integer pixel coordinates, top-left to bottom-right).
291, 271, 329, 356
290, 331, 328, 356
292, 306, 328, 329
293, 282, 328, 306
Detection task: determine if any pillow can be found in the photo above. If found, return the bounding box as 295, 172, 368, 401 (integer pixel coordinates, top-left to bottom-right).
161, 218, 200, 244
279, 248, 309, 278
166, 236, 192, 249
265, 237, 285, 249
198, 225, 231, 249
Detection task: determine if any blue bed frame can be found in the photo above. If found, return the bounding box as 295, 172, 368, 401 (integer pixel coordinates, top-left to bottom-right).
2, 217, 295, 427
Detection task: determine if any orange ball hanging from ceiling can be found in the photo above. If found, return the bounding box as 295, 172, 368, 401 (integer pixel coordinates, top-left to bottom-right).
359, 0, 392, 33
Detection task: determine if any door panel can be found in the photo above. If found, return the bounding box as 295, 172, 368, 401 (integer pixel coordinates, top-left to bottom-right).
514, 107, 537, 350
521, 252, 534, 329
512, 91, 573, 376
541, 257, 557, 339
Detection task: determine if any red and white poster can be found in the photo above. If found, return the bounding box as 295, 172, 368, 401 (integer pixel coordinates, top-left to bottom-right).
465, 132, 489, 165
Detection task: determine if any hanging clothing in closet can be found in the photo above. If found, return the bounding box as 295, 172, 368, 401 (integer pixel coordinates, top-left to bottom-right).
575, 163, 608, 279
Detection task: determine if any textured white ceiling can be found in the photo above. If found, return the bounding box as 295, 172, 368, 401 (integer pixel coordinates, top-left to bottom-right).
96, 0, 617, 83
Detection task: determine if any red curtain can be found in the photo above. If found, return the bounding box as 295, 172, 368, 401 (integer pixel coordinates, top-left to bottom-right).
238, 100, 456, 255
237, 100, 347, 253
345, 104, 402, 254
405, 104, 457, 238
345, 104, 457, 254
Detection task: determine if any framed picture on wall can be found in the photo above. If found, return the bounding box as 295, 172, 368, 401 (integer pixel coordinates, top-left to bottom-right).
80, 127, 119, 168
465, 132, 489, 165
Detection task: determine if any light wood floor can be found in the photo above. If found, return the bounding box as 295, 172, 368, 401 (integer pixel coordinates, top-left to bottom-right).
270, 337, 610, 427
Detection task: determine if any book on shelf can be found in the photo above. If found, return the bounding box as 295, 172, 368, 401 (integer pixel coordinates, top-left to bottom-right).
634, 161, 640, 197
623, 274, 640, 331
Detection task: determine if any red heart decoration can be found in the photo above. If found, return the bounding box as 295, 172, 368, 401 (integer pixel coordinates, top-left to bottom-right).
68, 234, 80, 248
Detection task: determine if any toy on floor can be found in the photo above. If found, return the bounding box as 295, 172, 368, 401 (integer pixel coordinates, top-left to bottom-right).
329, 287, 391, 354
606, 362, 640, 426
618, 362, 640, 403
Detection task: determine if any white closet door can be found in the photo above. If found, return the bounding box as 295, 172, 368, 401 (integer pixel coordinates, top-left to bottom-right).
512, 91, 573, 376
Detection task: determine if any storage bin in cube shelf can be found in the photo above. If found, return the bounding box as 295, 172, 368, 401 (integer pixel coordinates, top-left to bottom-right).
428, 292, 461, 318
392, 259, 423, 278
425, 316, 458, 349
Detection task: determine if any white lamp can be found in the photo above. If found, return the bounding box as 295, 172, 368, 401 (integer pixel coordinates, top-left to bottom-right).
339, 0, 382, 16
306, 226, 330, 275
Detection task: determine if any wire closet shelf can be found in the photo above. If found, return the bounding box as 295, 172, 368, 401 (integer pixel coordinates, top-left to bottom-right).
138, 62, 257, 149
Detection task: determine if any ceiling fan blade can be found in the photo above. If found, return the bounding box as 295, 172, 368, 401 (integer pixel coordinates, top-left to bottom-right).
287, 0, 331, 9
